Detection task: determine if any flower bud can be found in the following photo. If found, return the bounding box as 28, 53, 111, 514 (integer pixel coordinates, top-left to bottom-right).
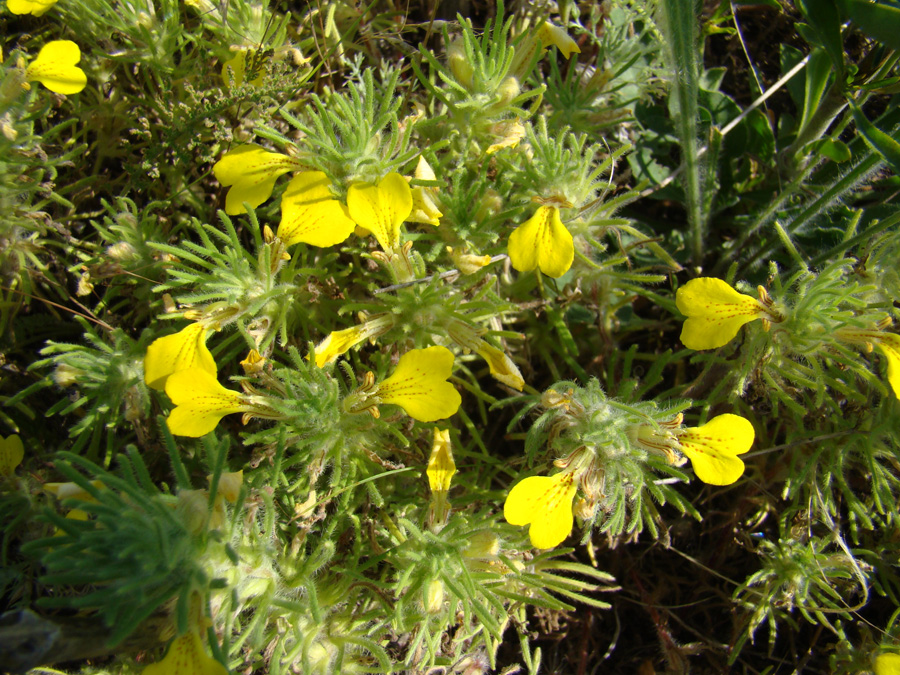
425, 579, 445, 613
447, 39, 474, 90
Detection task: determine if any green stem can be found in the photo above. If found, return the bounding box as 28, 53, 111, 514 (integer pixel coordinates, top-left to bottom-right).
658, 0, 704, 263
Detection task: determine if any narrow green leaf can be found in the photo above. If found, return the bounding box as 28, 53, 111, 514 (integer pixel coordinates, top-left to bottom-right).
799, 49, 833, 132
796, 0, 846, 75
849, 101, 900, 173
837, 0, 900, 51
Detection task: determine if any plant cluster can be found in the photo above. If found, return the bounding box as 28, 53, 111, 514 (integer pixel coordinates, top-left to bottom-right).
1, 0, 900, 673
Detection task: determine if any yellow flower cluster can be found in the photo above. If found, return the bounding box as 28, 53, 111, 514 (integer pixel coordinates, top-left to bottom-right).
677, 276, 900, 399
504, 411, 755, 549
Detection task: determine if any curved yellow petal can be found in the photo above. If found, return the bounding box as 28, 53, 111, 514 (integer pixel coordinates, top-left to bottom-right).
503, 473, 576, 549
212, 145, 301, 215
876, 653, 900, 675
143, 630, 228, 675
477, 342, 524, 391
144, 323, 216, 391
507, 205, 574, 278
537, 22, 581, 59
675, 278, 767, 350
426, 428, 456, 493
347, 173, 412, 252
678, 414, 754, 486
378, 346, 461, 422
486, 120, 526, 155
874, 333, 900, 399
407, 157, 442, 226
313, 325, 369, 368
278, 172, 356, 248
25, 41, 87, 95
313, 315, 395, 368
0, 434, 24, 478
7, 0, 57, 15
165, 369, 245, 437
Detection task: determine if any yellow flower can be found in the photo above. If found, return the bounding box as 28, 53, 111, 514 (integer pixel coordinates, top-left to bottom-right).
7, 0, 57, 15
876, 652, 900, 675
212, 144, 303, 215
836, 328, 900, 399
445, 318, 525, 391
427, 428, 455, 528
313, 314, 396, 368
0, 434, 24, 478
477, 342, 525, 391
676, 277, 778, 350
221, 48, 268, 87
211, 470, 243, 503
239, 349, 266, 374
44, 480, 104, 502
165, 368, 249, 437
536, 21, 581, 59
504, 471, 577, 549
447, 247, 492, 275
407, 156, 443, 227
25, 41, 87, 95
376, 346, 461, 422
507, 205, 574, 278
426, 428, 455, 494
676, 414, 755, 486
347, 173, 413, 253
277, 171, 357, 248
143, 630, 228, 675
144, 323, 217, 391
485, 119, 526, 154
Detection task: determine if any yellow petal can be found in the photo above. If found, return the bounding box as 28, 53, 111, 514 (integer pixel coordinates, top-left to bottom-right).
143, 630, 228, 675
278, 172, 356, 247
876, 653, 900, 675
486, 120, 526, 154
675, 278, 767, 350
347, 173, 412, 252
678, 414, 754, 486
313, 315, 395, 368
239, 349, 266, 374
221, 49, 266, 88
477, 342, 524, 391
378, 346, 461, 422
537, 22, 581, 59
44, 480, 104, 502
448, 247, 492, 275
7, 0, 57, 15
507, 205, 574, 278
144, 323, 216, 391
165, 369, 245, 437
503, 473, 576, 549
0, 434, 24, 478
212, 145, 301, 215
408, 157, 443, 226
427, 428, 456, 493
408, 187, 443, 226
25, 41, 87, 95
212, 470, 243, 503
874, 333, 900, 399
